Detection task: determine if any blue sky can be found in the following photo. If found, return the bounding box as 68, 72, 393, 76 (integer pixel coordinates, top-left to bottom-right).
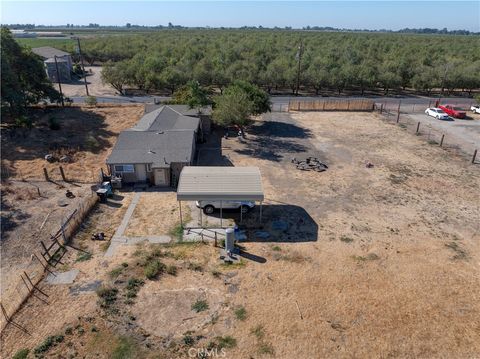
1, 1, 479, 31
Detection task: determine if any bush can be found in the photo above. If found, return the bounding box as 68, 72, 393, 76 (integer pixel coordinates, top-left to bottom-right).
125, 278, 144, 299
75, 252, 92, 262
85, 95, 98, 106
96, 286, 118, 308
48, 116, 61, 130
234, 306, 247, 321
183, 334, 195, 346
13, 349, 29, 359
191, 299, 209, 313
144, 259, 165, 280
166, 265, 178, 275
209, 336, 237, 350
15, 115, 32, 129
34, 335, 64, 356
111, 336, 136, 359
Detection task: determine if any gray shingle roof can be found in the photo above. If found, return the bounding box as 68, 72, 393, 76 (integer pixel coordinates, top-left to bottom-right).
107, 131, 194, 166
132, 105, 200, 132
32, 46, 71, 59
144, 104, 212, 116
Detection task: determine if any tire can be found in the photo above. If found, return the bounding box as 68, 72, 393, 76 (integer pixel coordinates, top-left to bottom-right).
203, 205, 215, 215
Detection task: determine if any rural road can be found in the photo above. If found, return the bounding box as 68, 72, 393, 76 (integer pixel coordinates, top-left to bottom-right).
70, 95, 477, 110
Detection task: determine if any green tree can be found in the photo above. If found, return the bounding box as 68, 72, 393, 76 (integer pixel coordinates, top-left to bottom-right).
173, 81, 212, 116
101, 61, 129, 94
1, 27, 60, 115
212, 87, 253, 127
228, 80, 271, 115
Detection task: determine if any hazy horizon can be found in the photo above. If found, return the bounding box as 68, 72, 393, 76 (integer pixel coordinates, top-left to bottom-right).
1, 1, 479, 32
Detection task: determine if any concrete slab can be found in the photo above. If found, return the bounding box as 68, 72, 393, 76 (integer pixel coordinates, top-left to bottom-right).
69, 280, 102, 295
46, 269, 79, 285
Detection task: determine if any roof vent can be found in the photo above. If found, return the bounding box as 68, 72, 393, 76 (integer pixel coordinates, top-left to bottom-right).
148, 149, 156, 154
157, 131, 164, 134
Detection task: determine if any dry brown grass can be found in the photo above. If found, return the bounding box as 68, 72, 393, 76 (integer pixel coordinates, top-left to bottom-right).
124, 191, 191, 237
2, 111, 479, 359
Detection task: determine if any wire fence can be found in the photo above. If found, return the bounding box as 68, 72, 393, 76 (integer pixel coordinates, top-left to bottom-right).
375, 104, 478, 164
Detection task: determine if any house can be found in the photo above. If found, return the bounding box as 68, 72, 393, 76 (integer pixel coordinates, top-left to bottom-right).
144, 104, 212, 137
106, 105, 201, 187
32, 46, 72, 82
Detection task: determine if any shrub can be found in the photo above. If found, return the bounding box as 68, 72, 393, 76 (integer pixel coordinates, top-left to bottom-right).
234, 306, 247, 321
340, 235, 354, 243
85, 95, 97, 106
15, 115, 32, 129
251, 325, 265, 339
48, 116, 61, 130
213, 336, 237, 349
75, 252, 92, 262
109, 266, 125, 279
258, 343, 275, 355
13, 348, 29, 359
191, 299, 209, 313
96, 286, 118, 308
85, 134, 100, 151
34, 335, 64, 356
272, 245, 281, 251
111, 336, 136, 359
169, 223, 184, 241
125, 278, 144, 299
144, 259, 165, 280
166, 265, 178, 275
183, 334, 195, 346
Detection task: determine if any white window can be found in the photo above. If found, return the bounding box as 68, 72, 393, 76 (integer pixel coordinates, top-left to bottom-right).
114, 164, 134, 173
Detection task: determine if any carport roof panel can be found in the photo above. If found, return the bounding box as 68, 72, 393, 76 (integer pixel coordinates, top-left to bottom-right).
177, 167, 264, 201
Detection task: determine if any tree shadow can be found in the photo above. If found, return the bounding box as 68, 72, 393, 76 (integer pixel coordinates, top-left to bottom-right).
1, 107, 116, 177
196, 130, 234, 166
234, 120, 312, 162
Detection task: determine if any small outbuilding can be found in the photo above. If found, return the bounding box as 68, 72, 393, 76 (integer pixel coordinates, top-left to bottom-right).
176, 166, 264, 227
32, 46, 73, 82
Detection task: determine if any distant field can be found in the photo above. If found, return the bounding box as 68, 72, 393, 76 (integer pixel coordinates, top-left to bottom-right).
16, 37, 75, 51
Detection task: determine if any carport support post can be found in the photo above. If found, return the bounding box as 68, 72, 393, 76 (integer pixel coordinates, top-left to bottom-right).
199, 206, 202, 227
259, 201, 263, 223
220, 201, 223, 228
179, 201, 183, 228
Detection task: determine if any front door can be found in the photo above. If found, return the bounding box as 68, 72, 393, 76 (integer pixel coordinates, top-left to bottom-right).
154, 169, 167, 186
135, 164, 147, 182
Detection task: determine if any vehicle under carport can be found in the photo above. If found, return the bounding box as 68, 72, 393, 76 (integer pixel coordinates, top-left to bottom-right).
176, 166, 264, 228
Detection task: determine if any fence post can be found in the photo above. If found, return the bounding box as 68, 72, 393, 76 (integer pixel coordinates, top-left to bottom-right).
473, 149, 478, 164
440, 134, 445, 147
43, 168, 49, 182
59, 166, 66, 181
416, 122, 420, 134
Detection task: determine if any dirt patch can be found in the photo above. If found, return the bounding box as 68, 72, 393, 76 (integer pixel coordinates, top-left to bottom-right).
53, 66, 118, 98
124, 191, 189, 237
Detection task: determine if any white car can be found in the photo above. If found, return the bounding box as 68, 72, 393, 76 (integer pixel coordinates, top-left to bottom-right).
471, 105, 480, 114
425, 108, 450, 120
196, 200, 255, 214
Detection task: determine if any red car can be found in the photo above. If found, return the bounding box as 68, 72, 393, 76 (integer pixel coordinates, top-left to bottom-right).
439, 104, 466, 119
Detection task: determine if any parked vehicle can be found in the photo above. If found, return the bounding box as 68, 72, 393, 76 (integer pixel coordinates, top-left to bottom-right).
439, 105, 466, 119
196, 200, 255, 214
471, 105, 480, 114
425, 108, 450, 120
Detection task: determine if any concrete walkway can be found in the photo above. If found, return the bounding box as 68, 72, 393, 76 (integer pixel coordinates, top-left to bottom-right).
105, 192, 173, 257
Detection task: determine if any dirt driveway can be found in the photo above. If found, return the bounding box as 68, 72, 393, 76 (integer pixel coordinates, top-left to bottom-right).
53, 66, 117, 98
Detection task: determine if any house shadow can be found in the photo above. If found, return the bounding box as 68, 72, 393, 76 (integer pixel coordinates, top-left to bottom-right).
234, 120, 312, 162
196, 130, 234, 166
205, 204, 318, 243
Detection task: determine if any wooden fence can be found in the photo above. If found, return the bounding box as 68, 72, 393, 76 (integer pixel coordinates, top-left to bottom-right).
288, 99, 375, 112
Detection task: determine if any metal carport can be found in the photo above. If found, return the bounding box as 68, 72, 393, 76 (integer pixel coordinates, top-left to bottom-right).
176, 166, 264, 228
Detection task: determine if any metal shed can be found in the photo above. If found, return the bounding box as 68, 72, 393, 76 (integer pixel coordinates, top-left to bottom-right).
177, 166, 264, 227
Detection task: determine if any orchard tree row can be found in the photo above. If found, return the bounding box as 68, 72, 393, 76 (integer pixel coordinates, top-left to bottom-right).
73, 30, 480, 95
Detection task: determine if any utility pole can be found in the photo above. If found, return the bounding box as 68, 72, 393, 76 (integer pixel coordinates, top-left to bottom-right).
53, 56, 65, 107
295, 39, 303, 96
75, 37, 90, 96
